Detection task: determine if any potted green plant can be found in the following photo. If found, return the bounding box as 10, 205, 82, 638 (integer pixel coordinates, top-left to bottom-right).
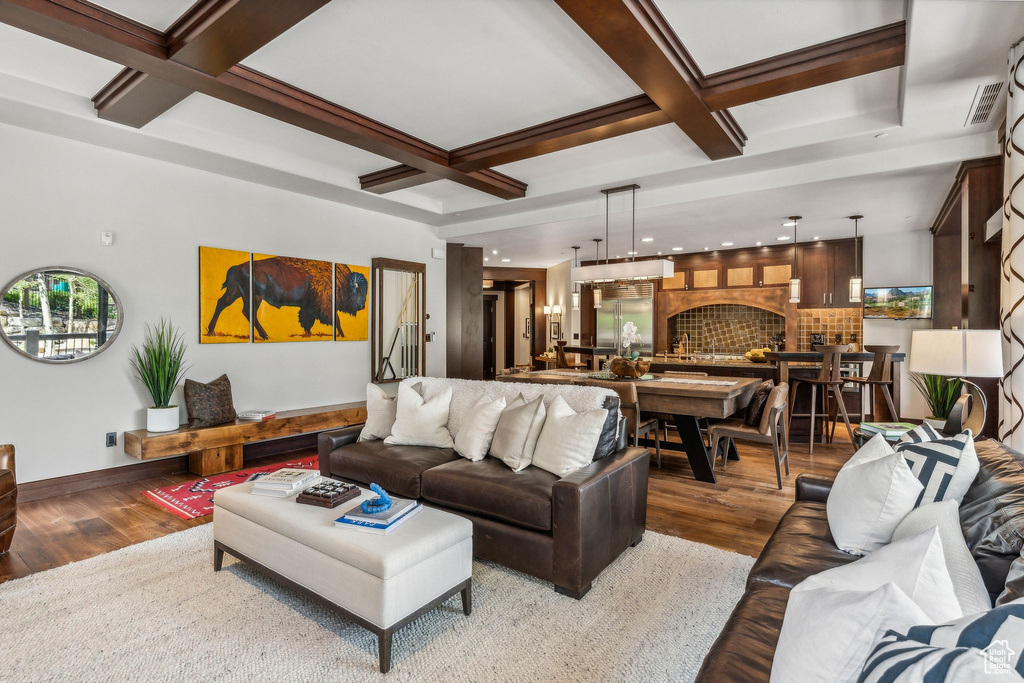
910, 373, 963, 430
130, 319, 189, 432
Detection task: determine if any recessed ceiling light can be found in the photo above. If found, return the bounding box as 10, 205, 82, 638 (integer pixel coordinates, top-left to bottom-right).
782, 221, 797, 228
813, 236, 820, 240
492, 250, 498, 255
721, 242, 733, 247
657, 251, 662, 255
484, 257, 489, 262
641, 237, 654, 242
627, 251, 638, 255
777, 236, 791, 241
875, 133, 889, 139
756, 241, 763, 246
500, 258, 511, 262
672, 247, 684, 251
703, 247, 709, 251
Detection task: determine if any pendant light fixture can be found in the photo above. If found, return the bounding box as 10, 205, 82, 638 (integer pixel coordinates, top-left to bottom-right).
571, 185, 674, 286
848, 215, 863, 303
788, 216, 802, 304
571, 246, 581, 310
592, 239, 603, 308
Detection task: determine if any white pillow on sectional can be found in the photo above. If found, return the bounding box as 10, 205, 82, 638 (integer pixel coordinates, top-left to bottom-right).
827, 434, 924, 555
771, 582, 932, 683
531, 395, 608, 477
454, 396, 506, 461
384, 382, 454, 448
794, 527, 962, 623
893, 500, 991, 616
490, 394, 546, 473
359, 383, 403, 441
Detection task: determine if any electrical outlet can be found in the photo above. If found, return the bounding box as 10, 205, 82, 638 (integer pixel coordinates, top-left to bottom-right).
106, 432, 117, 447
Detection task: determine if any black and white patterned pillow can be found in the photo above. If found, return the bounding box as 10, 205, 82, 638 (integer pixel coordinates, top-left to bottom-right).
897, 422, 943, 445
859, 600, 1024, 682
895, 429, 978, 507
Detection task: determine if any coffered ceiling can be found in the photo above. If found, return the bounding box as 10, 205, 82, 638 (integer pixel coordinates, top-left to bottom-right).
0, 0, 1017, 266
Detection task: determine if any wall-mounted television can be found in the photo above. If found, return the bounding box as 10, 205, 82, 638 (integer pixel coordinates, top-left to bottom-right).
864, 286, 933, 320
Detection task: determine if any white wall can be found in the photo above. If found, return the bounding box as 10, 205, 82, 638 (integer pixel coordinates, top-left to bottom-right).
861, 229, 933, 420
0, 124, 446, 483
513, 285, 531, 365
545, 259, 572, 346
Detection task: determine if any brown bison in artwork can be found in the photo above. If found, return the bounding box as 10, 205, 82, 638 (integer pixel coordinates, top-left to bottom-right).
206, 257, 368, 340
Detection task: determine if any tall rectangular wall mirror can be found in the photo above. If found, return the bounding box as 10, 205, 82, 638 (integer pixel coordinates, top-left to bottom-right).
371, 258, 426, 383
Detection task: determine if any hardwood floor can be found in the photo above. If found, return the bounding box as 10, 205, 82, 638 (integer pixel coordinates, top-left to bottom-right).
0, 435, 856, 584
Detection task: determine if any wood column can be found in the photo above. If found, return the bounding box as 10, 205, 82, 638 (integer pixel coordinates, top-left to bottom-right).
446, 243, 484, 379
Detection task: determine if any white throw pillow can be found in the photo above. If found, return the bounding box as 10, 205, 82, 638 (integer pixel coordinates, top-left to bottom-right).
384, 383, 454, 448
771, 582, 932, 683
489, 394, 546, 472
454, 396, 506, 462
827, 434, 924, 555
795, 527, 962, 623
359, 383, 402, 441
893, 500, 991, 616
532, 395, 608, 477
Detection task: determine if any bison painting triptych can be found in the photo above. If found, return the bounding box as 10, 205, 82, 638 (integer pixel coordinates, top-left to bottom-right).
199, 246, 369, 344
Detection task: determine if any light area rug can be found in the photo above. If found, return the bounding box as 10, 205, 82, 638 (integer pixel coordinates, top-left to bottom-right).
0, 525, 753, 682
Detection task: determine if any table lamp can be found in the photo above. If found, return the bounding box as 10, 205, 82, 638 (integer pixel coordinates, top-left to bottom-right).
908, 329, 1004, 436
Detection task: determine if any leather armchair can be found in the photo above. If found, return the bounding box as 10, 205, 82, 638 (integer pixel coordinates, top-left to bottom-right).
0, 444, 15, 554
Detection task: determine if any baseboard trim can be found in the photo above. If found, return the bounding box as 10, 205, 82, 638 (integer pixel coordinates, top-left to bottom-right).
17, 433, 320, 503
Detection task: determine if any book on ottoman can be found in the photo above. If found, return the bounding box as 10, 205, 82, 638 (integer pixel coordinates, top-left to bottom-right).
335, 497, 421, 535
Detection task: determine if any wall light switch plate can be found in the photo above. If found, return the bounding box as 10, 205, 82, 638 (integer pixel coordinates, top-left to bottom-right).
431, 247, 445, 260
106, 432, 117, 447
100, 231, 114, 246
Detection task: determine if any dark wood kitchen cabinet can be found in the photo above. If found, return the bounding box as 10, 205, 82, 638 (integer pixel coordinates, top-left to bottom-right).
795, 238, 861, 309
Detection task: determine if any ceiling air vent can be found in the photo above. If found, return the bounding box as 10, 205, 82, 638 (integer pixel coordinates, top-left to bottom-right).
965, 82, 1003, 126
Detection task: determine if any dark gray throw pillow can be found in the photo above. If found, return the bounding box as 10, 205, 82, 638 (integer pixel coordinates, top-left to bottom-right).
592, 395, 622, 460
184, 374, 237, 429
744, 380, 775, 427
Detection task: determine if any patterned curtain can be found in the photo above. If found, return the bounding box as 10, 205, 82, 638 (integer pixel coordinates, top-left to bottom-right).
1001, 38, 1024, 449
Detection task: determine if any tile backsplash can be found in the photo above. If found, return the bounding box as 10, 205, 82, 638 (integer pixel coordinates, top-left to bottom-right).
796, 308, 863, 351
671, 304, 786, 354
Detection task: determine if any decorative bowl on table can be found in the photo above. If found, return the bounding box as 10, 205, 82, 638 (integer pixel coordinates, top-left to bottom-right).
609, 355, 651, 379
744, 347, 772, 364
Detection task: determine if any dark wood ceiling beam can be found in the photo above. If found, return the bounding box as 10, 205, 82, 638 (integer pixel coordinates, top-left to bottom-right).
360, 94, 669, 194
554, 0, 745, 160
92, 0, 331, 128
3, 0, 525, 199
701, 22, 907, 111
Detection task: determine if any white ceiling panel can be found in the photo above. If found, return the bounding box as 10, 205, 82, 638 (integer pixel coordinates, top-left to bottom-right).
242, 0, 643, 149
0, 25, 122, 97
89, 0, 196, 31
657, 0, 904, 74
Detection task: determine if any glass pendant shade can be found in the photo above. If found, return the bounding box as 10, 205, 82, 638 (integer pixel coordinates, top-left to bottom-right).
572, 291, 580, 310
593, 287, 603, 308
849, 276, 863, 303
789, 277, 802, 303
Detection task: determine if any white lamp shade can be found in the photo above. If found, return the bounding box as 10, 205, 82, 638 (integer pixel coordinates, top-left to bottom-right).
788, 277, 801, 304
909, 329, 1004, 377
543, 305, 551, 315
552, 304, 562, 315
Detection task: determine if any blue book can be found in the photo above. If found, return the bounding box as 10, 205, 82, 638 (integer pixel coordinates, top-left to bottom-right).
334, 503, 421, 535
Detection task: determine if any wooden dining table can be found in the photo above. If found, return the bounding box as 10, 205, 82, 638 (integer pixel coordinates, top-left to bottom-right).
497, 371, 761, 483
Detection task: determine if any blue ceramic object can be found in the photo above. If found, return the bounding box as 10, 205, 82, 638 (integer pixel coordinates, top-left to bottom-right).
360, 483, 393, 514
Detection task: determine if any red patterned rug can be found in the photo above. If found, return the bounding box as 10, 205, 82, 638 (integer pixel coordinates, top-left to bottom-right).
143, 456, 319, 520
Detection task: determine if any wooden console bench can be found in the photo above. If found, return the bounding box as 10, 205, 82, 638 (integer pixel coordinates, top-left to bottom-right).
123, 402, 366, 476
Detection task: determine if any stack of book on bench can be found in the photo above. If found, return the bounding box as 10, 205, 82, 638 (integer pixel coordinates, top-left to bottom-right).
859, 422, 916, 439
251, 469, 320, 498
335, 497, 421, 535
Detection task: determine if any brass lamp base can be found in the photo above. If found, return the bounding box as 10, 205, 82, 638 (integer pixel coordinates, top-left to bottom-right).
942, 380, 987, 437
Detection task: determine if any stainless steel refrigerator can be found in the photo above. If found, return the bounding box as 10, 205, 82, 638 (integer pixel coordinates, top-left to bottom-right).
596, 284, 654, 357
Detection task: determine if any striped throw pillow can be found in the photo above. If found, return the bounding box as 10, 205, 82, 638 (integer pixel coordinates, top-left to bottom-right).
895, 429, 978, 506
859, 600, 1024, 682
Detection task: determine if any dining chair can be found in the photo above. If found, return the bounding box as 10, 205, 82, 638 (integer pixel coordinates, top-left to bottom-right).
556, 341, 588, 370
0, 444, 16, 555
844, 344, 900, 422
709, 384, 790, 489
788, 345, 856, 453
585, 379, 662, 467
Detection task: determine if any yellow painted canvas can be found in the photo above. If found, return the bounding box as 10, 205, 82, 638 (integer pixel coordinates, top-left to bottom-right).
334, 263, 369, 341
200, 247, 251, 344
252, 254, 334, 342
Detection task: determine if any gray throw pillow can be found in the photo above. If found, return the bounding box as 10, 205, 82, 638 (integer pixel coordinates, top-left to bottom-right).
744, 380, 775, 427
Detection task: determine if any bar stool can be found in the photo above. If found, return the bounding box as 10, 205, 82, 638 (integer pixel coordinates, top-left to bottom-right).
844, 345, 900, 422
556, 341, 588, 370
788, 345, 856, 453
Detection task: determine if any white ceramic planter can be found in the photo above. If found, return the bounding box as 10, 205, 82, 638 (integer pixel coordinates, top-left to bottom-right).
147, 406, 180, 433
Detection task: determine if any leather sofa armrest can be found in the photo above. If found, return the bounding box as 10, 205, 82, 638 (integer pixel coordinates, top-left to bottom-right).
318, 426, 363, 478
551, 446, 650, 598
796, 473, 834, 503
0, 445, 13, 481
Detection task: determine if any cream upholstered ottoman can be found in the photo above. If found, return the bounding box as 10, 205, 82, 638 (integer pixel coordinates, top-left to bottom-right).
213, 482, 473, 673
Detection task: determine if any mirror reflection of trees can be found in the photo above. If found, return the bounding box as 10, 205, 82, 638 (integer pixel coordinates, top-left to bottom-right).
0, 269, 121, 363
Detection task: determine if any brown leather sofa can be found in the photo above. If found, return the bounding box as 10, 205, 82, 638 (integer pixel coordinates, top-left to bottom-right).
696, 438, 1024, 682
319, 427, 649, 599
0, 444, 16, 555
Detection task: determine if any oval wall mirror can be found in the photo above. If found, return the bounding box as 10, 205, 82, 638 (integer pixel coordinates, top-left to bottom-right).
0, 267, 123, 364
